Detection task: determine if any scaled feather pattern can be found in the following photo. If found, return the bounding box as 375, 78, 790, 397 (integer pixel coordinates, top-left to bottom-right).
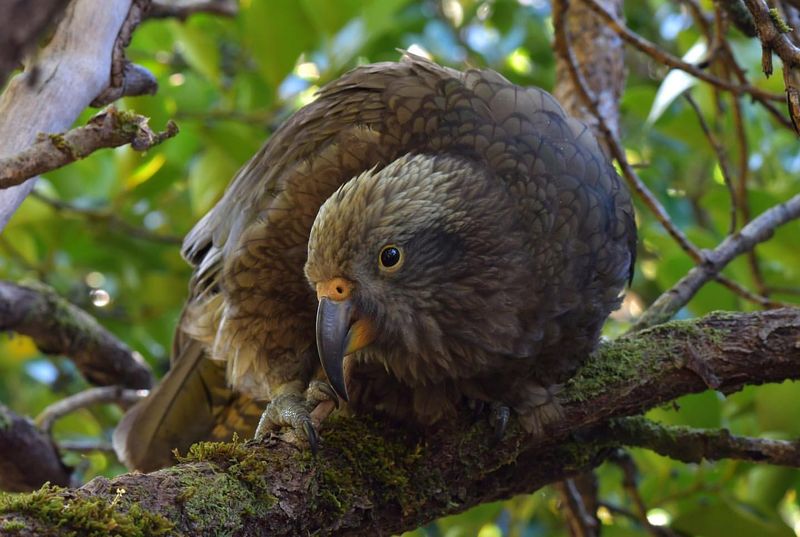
114, 54, 636, 471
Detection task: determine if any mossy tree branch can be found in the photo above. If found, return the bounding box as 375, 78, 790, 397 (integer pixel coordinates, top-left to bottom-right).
1, 308, 798, 536
608, 416, 800, 467
0, 280, 152, 390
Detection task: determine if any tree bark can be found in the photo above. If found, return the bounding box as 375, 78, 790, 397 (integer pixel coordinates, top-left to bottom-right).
1, 309, 798, 536
554, 0, 625, 144
0, 406, 71, 492
0, 0, 132, 230
0, 281, 152, 390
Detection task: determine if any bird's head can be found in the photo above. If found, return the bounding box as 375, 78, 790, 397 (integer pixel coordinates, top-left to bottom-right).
305, 153, 530, 400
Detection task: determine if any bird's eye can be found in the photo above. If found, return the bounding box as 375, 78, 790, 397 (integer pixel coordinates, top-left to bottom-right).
379, 245, 403, 271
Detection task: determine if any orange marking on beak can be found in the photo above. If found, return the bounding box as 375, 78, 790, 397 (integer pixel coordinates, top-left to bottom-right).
345, 318, 376, 355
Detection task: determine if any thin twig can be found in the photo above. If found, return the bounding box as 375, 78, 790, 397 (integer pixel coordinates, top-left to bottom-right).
634, 193, 800, 329
715, 277, 790, 308
609, 450, 676, 537
729, 87, 770, 296
598, 501, 679, 536
147, 0, 238, 20
578, 0, 784, 102
768, 285, 800, 295
0, 107, 178, 190
31, 191, 183, 245
556, 478, 599, 537
59, 439, 116, 454
611, 417, 800, 467
683, 93, 738, 233
36, 386, 147, 434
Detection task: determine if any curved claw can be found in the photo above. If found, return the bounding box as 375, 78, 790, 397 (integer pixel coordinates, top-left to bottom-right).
490, 403, 510, 442
302, 419, 319, 456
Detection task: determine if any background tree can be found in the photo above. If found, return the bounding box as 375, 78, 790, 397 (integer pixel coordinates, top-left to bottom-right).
1, 0, 800, 536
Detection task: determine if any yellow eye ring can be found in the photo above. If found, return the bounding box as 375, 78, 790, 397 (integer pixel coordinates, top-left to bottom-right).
378, 245, 403, 272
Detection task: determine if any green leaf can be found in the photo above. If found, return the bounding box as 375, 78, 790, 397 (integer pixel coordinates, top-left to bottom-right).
672, 496, 794, 537
243, 1, 316, 87
755, 382, 800, 436
188, 146, 238, 216
171, 20, 221, 84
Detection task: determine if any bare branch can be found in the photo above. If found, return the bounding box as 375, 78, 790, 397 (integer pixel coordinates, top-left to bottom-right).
683, 93, 738, 234
0, 281, 152, 389
91, 0, 158, 106
742, 0, 800, 132
743, 0, 800, 67
611, 417, 800, 467
0, 107, 178, 190
58, 440, 115, 454
36, 387, 147, 434
0, 405, 71, 492
557, 479, 599, 537
635, 194, 800, 329
0, 0, 135, 230
148, 0, 239, 20
608, 450, 676, 537
578, 0, 784, 103
1, 309, 799, 535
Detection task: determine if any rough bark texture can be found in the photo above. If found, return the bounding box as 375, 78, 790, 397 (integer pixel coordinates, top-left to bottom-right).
0, 406, 71, 493
554, 0, 625, 144
1, 309, 798, 537
0, 281, 152, 390
0, 107, 178, 189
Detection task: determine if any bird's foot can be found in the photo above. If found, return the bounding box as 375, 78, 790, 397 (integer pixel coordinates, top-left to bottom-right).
517, 384, 565, 436
466, 399, 512, 440
488, 401, 511, 441
254, 380, 339, 454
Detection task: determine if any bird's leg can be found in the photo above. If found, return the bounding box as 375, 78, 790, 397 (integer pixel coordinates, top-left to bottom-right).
255, 380, 339, 453
488, 401, 511, 440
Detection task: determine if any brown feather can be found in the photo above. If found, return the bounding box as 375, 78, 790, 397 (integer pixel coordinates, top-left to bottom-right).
114, 54, 636, 469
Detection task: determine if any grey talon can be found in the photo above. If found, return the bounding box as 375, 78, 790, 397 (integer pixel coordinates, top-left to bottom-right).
303, 419, 319, 455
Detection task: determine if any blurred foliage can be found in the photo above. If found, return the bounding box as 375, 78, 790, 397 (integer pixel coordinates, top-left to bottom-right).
1, 0, 800, 535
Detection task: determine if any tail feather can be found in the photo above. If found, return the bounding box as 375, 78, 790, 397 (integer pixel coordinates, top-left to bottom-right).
113, 341, 259, 472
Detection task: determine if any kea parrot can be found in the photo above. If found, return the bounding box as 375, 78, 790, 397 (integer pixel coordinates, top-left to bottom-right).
114, 54, 636, 471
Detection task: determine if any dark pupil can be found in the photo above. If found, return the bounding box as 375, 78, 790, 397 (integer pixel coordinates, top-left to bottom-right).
381, 247, 400, 267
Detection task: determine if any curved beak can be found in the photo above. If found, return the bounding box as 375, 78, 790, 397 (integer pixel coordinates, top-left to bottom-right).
315, 280, 375, 402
